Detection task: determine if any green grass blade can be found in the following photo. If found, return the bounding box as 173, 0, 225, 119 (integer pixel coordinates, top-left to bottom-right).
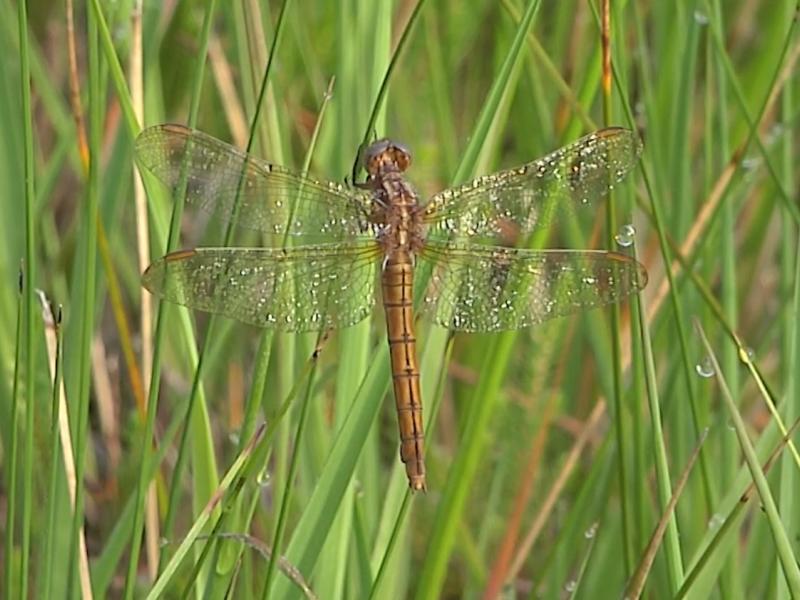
124, 2, 218, 596
415, 3, 542, 598
146, 425, 265, 599
16, 0, 37, 594
9, 2, 800, 596
696, 321, 800, 595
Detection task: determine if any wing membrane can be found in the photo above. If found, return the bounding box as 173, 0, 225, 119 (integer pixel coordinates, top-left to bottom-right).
419, 240, 647, 332
143, 242, 382, 331
135, 124, 378, 240
423, 128, 642, 238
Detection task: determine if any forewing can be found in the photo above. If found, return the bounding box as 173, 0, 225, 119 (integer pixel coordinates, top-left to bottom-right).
142, 242, 382, 331
419, 240, 647, 332
423, 128, 642, 238
135, 124, 378, 240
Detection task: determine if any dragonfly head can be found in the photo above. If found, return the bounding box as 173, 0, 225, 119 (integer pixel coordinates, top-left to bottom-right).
361, 138, 412, 176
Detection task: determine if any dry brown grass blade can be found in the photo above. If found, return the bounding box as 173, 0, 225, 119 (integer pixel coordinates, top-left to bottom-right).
507, 400, 608, 582
209, 35, 249, 147
90, 337, 120, 470
601, 0, 611, 97
624, 429, 708, 599
481, 322, 572, 599
65, 0, 158, 581
643, 39, 800, 328
37, 291, 94, 600
129, 0, 160, 580
66, 0, 88, 166
618, 40, 800, 373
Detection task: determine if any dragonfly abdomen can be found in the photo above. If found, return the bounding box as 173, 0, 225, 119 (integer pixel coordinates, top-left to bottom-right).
381, 254, 426, 491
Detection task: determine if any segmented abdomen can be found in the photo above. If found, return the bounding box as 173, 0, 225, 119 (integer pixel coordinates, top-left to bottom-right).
381, 254, 425, 491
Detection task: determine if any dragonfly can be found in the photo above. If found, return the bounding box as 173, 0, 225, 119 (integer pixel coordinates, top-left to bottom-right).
135, 124, 648, 492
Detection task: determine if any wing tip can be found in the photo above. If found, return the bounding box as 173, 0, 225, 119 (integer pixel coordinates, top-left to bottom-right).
137, 122, 190, 141
141, 249, 197, 295
140, 260, 163, 295
635, 261, 649, 290
598, 250, 649, 292
134, 123, 192, 167
594, 126, 644, 161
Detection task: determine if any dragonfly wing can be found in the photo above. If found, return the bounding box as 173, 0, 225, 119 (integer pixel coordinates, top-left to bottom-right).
143, 241, 382, 331
135, 124, 378, 240
419, 240, 647, 332
423, 128, 642, 238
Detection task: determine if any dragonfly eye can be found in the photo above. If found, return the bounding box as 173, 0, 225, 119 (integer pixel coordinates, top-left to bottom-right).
362, 138, 412, 175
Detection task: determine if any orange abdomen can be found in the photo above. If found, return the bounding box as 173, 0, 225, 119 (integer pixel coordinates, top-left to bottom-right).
381, 256, 426, 491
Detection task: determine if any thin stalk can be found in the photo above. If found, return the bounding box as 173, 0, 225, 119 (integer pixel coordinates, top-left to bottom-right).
42, 306, 63, 599
260, 345, 320, 599
635, 241, 684, 594
208, 75, 335, 595
124, 2, 218, 595
88, 0, 139, 134
146, 426, 266, 599
5, 269, 23, 600
628, 0, 710, 517
696, 322, 800, 594
66, 5, 100, 596
128, 0, 159, 577
351, 0, 429, 180
776, 4, 798, 598
599, 0, 631, 576
701, 0, 799, 225
415, 3, 542, 598
17, 0, 37, 592
160, 0, 292, 577
368, 492, 413, 600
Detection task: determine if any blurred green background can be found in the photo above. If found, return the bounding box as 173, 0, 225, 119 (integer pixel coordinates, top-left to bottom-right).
1, 0, 798, 598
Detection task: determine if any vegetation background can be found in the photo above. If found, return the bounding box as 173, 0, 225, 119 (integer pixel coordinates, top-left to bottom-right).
1, 0, 798, 597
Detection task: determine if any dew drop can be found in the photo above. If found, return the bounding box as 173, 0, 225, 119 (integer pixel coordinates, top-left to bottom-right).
708, 513, 725, 529
742, 156, 760, 171
739, 346, 755, 362
615, 223, 636, 247
256, 468, 271, 487
584, 522, 598, 539
767, 122, 785, 144
694, 10, 709, 25
564, 580, 577, 593
695, 356, 715, 378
